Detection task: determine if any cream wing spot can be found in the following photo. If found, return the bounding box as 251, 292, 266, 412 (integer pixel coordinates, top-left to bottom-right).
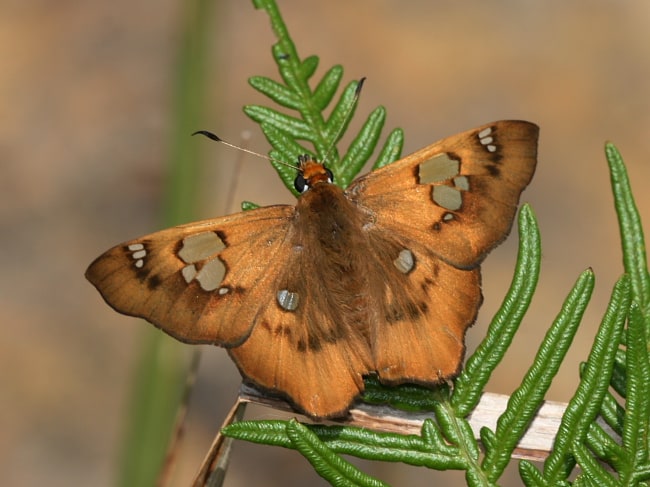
418, 153, 459, 184
478, 126, 498, 153
420, 153, 466, 212
195, 259, 225, 291
453, 175, 469, 191
178, 232, 225, 262
277, 289, 299, 311
477, 127, 492, 139
432, 185, 462, 211
177, 232, 227, 292
181, 264, 197, 284
127, 242, 147, 268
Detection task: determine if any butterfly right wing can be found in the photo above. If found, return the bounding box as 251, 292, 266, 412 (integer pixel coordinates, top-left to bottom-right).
85, 205, 296, 347
345, 120, 537, 387
349, 120, 538, 269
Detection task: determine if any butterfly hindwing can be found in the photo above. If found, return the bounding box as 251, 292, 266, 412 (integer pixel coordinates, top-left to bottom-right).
227, 286, 374, 417
362, 230, 482, 384
227, 185, 377, 417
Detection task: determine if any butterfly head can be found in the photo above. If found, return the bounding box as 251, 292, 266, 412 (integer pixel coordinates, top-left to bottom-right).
294, 154, 334, 193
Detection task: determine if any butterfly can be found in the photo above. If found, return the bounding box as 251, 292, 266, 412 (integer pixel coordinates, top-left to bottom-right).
86, 120, 538, 419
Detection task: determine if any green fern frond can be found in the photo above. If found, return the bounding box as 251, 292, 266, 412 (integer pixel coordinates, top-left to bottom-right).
453, 204, 541, 416
522, 276, 629, 485
286, 420, 390, 487
247, 0, 402, 196
520, 142, 650, 486
606, 143, 650, 317
222, 417, 469, 471
482, 269, 594, 483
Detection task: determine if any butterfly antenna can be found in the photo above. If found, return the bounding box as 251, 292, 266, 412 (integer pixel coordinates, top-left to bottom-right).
321, 76, 366, 166
192, 130, 299, 171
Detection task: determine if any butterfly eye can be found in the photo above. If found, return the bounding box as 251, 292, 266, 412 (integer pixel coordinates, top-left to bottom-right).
294, 173, 308, 193
325, 167, 334, 183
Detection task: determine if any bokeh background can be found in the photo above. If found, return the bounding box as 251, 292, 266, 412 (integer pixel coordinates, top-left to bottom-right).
3, 1, 649, 486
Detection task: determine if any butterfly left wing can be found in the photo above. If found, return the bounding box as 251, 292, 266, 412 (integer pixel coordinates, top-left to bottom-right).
86, 205, 297, 347
87, 201, 378, 418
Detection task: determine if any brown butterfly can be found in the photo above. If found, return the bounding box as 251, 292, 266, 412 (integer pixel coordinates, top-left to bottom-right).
86, 120, 538, 419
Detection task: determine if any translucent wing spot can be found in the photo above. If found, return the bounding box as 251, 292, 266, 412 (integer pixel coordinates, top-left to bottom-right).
178, 232, 226, 263
178, 232, 226, 291
218, 287, 229, 295
478, 127, 492, 138
443, 213, 454, 221
195, 259, 225, 291
478, 127, 497, 153
432, 185, 462, 211
453, 175, 469, 191
182, 264, 197, 283
277, 289, 299, 311
127, 242, 147, 268
393, 249, 415, 274
418, 153, 459, 184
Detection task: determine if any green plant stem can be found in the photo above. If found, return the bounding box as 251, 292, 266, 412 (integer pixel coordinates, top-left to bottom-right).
118, 2, 216, 485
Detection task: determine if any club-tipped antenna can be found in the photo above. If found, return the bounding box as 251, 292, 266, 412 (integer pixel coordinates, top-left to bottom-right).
192, 130, 299, 171
194, 77, 366, 170
320, 76, 366, 166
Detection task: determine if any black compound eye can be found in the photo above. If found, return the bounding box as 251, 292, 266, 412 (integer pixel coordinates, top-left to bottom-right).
294, 173, 307, 193
325, 167, 334, 183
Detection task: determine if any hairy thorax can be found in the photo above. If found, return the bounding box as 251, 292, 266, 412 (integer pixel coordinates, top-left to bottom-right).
294, 183, 375, 335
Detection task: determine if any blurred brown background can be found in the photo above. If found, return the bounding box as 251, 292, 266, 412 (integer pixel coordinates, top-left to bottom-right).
2, 1, 649, 486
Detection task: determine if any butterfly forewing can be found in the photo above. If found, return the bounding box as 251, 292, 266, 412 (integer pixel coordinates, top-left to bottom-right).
86, 119, 538, 418
349, 120, 538, 268
86, 205, 294, 346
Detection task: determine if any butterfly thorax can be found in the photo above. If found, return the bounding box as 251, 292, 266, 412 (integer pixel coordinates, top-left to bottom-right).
293, 178, 375, 344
